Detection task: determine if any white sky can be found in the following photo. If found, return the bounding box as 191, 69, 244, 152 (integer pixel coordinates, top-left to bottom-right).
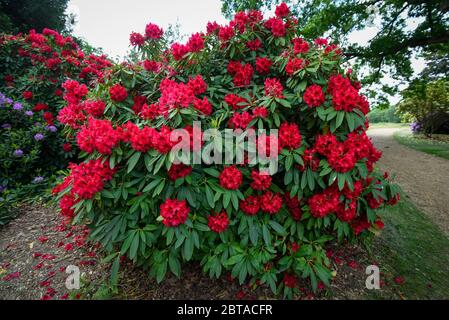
68, 0, 426, 104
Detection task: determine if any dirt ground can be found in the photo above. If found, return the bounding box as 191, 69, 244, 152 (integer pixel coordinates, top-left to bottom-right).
368, 127, 449, 237
0, 205, 384, 300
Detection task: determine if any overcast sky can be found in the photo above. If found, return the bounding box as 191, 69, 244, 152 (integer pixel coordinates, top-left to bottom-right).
68, 0, 425, 103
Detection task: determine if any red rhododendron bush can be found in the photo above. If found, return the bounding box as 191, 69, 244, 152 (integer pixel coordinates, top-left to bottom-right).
53, 3, 400, 297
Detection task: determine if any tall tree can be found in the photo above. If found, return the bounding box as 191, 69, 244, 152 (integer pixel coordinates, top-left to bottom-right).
0, 0, 71, 34
221, 0, 449, 102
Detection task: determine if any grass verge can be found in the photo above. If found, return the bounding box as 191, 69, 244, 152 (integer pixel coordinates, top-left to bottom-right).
393, 129, 449, 160
369, 122, 409, 129
366, 190, 449, 299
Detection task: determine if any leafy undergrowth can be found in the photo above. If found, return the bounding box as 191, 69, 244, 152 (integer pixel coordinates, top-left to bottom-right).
394, 129, 449, 160
367, 191, 449, 299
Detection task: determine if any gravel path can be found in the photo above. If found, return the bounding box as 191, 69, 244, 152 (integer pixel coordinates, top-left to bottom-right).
368, 127, 449, 237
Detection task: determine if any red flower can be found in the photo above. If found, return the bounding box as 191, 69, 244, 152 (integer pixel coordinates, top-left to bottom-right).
250, 170, 271, 191
304, 84, 325, 107
308, 187, 340, 218
168, 163, 192, 181
109, 84, 128, 102
240, 196, 260, 216
286, 58, 304, 75
43, 112, 55, 125
186, 33, 205, 52
218, 25, 235, 42
22, 91, 33, 100
247, 39, 261, 51
83, 100, 105, 117
63, 143, 72, 153
283, 273, 297, 288
76, 118, 121, 155
68, 159, 116, 199
38, 236, 49, 243
255, 57, 272, 74
264, 78, 284, 98
279, 122, 302, 150
252, 106, 268, 118
219, 166, 242, 190
188, 75, 208, 95
394, 276, 405, 285
291, 242, 300, 253
160, 199, 190, 227
260, 191, 283, 215
130, 32, 145, 46
293, 38, 309, 54
224, 94, 247, 110
265, 18, 286, 37
145, 23, 163, 39
33, 103, 49, 112
275, 2, 290, 18
171, 43, 189, 61
208, 212, 229, 233
143, 60, 159, 72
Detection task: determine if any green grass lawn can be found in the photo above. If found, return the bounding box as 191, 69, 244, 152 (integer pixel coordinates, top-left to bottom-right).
394, 129, 449, 160
366, 191, 449, 299
369, 122, 410, 129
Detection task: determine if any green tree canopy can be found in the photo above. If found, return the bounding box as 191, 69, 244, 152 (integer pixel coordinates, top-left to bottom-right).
0, 0, 71, 34
221, 0, 449, 102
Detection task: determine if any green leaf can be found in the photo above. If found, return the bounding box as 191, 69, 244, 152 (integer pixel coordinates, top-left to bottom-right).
183, 236, 194, 261
110, 256, 120, 287
335, 111, 345, 129
269, 220, 287, 236
262, 225, 271, 246
129, 232, 140, 259
127, 152, 141, 173
205, 185, 215, 208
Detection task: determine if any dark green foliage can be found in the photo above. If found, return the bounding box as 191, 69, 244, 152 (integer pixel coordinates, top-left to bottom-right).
0, 0, 71, 33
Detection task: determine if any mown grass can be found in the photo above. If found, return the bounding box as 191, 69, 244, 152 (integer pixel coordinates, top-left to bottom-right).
368, 122, 409, 129
394, 129, 449, 160
366, 191, 449, 299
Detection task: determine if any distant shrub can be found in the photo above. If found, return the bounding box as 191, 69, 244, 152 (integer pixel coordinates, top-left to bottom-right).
367, 105, 401, 123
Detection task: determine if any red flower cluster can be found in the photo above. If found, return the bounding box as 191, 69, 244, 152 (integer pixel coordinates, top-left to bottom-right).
285, 193, 302, 221
219, 166, 242, 190
160, 198, 189, 227
265, 18, 286, 37
260, 191, 283, 215
255, 57, 272, 74
224, 94, 248, 110
240, 195, 260, 216
264, 78, 284, 98
62, 80, 88, 104
327, 74, 369, 113
145, 23, 164, 39
314, 132, 381, 173
308, 187, 340, 218
279, 122, 302, 150
227, 61, 254, 87
77, 118, 121, 155
68, 159, 115, 199
293, 38, 309, 54
286, 58, 304, 75
303, 84, 325, 107
109, 84, 128, 102
208, 212, 229, 233
83, 100, 105, 117
250, 170, 272, 190
168, 163, 192, 181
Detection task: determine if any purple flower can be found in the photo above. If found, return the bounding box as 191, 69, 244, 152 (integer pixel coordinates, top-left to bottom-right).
34, 133, 44, 141
6, 98, 13, 104
25, 110, 34, 116
1, 123, 11, 129
13, 102, 23, 110
13, 149, 24, 157
0, 185, 6, 193
45, 125, 57, 132
33, 176, 45, 184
